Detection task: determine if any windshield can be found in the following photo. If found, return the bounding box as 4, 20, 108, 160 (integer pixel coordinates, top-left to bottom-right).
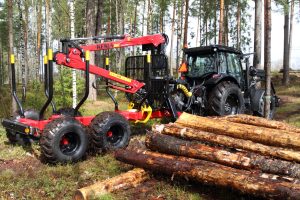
187, 53, 216, 77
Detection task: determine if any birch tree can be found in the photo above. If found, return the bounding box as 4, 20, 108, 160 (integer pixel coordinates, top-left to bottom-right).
69, 0, 77, 108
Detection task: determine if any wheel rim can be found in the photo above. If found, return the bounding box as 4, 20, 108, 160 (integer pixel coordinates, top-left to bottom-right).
106, 125, 124, 146
59, 132, 80, 155
224, 94, 239, 115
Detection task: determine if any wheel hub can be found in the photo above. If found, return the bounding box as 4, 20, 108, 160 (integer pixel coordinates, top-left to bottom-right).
59, 133, 80, 155
107, 126, 124, 146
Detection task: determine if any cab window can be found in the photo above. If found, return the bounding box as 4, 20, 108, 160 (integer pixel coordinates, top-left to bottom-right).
227, 53, 242, 75
187, 53, 216, 77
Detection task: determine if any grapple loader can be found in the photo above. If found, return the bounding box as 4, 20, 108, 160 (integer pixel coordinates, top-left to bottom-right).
2, 34, 178, 163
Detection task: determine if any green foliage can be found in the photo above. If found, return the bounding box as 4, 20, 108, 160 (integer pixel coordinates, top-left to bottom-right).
53, 67, 85, 108
52, 0, 70, 39
23, 80, 46, 110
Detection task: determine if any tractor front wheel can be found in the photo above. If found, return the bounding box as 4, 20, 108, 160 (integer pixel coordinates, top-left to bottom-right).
251, 89, 276, 119
90, 112, 131, 153
208, 81, 245, 116
40, 117, 88, 164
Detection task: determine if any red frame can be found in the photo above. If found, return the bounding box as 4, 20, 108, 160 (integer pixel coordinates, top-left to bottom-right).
13, 34, 175, 135
20, 110, 179, 135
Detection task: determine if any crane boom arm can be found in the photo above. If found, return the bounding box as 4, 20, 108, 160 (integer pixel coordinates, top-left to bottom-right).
80, 34, 166, 51
55, 34, 167, 94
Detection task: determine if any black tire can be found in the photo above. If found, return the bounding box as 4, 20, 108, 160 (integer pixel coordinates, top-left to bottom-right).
208, 81, 245, 116
40, 117, 88, 164
252, 89, 276, 119
89, 112, 131, 153
6, 109, 39, 145
57, 107, 82, 117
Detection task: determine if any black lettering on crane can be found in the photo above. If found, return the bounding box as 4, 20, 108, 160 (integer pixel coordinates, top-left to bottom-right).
96, 44, 114, 50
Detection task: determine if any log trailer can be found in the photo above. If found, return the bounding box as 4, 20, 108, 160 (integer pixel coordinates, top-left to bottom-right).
2, 34, 179, 163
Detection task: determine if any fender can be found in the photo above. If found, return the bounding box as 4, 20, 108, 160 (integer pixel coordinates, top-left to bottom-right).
204, 74, 240, 88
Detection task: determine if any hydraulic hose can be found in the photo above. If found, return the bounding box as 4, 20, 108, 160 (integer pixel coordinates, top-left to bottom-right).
177, 84, 192, 97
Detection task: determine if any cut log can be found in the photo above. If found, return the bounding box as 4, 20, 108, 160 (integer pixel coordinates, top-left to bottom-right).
145, 132, 300, 178
157, 123, 300, 163
115, 149, 300, 199
176, 112, 300, 149
221, 114, 300, 133
74, 168, 150, 200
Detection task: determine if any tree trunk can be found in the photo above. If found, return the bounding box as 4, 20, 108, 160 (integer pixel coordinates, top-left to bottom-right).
176, 113, 300, 150
147, 0, 152, 34
94, 0, 104, 97
221, 114, 300, 133
45, 0, 52, 49
74, 168, 150, 200
236, 1, 241, 49
107, 0, 111, 35
36, 0, 42, 81
86, 0, 97, 101
283, 4, 290, 86
115, 149, 300, 199
183, 0, 189, 50
141, 0, 146, 35
219, 0, 224, 45
289, 0, 294, 73
146, 132, 300, 178
169, 0, 176, 76
195, 0, 201, 47
264, 0, 271, 118
156, 123, 300, 163
69, 0, 77, 108
17, 1, 26, 102
24, 0, 29, 85
7, 0, 16, 113
214, 0, 217, 44
254, 0, 262, 69
133, 3, 137, 37
224, 2, 229, 46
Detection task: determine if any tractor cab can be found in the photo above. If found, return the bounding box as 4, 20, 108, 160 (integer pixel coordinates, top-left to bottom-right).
181, 46, 245, 89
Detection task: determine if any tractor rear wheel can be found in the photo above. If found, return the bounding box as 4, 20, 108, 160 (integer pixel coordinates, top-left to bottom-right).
89, 112, 131, 153
208, 81, 245, 116
6, 109, 39, 145
40, 117, 88, 164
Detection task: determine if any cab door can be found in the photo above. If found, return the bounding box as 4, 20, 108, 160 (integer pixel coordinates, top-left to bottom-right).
226, 52, 244, 89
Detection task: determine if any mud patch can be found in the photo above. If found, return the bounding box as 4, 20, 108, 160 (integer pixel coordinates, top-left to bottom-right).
0, 156, 42, 177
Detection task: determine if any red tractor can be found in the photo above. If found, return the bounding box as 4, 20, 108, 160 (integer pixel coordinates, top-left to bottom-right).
2, 34, 178, 163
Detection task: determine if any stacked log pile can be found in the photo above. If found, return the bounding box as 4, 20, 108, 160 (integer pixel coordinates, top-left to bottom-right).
115, 113, 300, 199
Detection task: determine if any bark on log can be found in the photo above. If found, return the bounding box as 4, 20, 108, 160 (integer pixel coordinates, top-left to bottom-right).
156, 123, 300, 163
74, 168, 150, 200
115, 149, 300, 199
145, 132, 300, 178
176, 112, 300, 150
220, 114, 300, 133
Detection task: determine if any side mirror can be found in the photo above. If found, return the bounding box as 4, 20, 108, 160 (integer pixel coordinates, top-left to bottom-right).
249, 66, 257, 76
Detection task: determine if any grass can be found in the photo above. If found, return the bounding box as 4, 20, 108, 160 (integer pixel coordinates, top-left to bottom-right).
1, 74, 300, 199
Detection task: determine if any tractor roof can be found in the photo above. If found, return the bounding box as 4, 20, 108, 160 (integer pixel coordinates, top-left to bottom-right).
184, 45, 242, 55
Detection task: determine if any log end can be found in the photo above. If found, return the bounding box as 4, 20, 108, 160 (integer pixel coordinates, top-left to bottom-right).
73, 190, 85, 200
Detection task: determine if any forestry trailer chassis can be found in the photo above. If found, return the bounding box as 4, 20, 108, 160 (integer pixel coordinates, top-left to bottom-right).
2, 33, 178, 163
